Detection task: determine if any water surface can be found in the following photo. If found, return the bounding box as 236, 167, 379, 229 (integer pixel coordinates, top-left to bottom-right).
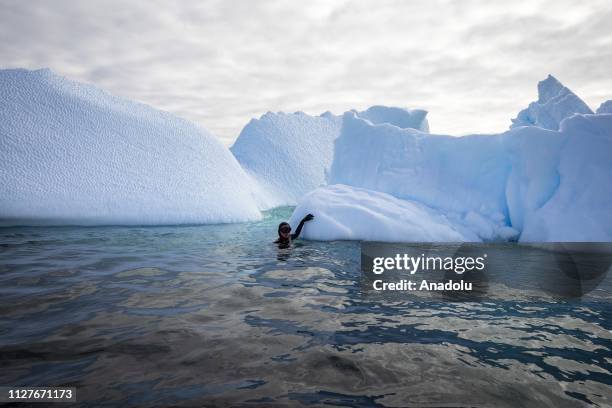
1, 208, 611, 407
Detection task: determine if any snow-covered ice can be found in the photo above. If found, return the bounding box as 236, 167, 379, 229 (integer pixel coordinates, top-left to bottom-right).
231, 106, 429, 208
231, 111, 343, 208
502, 125, 565, 234
596, 100, 612, 114
0, 68, 261, 226
329, 112, 511, 232
511, 74, 593, 130
296, 77, 611, 242
355, 105, 429, 132
288, 184, 470, 242
519, 113, 612, 241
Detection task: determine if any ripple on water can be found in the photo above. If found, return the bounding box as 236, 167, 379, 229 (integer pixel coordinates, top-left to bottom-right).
0, 210, 611, 407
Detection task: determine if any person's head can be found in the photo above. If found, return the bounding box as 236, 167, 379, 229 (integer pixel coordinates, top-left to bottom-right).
278, 222, 291, 240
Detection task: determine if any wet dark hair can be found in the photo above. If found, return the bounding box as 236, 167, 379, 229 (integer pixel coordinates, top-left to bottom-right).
278, 222, 291, 236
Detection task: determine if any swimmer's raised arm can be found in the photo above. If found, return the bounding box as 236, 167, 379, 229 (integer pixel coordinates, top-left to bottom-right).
291, 213, 314, 240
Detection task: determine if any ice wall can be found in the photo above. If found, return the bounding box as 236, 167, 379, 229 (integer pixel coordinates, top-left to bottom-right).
330, 112, 511, 225
520, 113, 612, 241
502, 126, 565, 233
0, 68, 261, 226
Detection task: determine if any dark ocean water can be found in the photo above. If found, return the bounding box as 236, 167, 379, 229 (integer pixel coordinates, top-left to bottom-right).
0, 207, 611, 407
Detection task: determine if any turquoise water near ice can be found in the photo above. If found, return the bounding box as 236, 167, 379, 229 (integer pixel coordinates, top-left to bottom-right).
0, 207, 611, 407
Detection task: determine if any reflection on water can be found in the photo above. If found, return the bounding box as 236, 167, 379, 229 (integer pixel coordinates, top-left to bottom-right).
0, 207, 611, 407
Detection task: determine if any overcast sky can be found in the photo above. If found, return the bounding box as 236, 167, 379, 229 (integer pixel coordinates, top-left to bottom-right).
1, 0, 611, 145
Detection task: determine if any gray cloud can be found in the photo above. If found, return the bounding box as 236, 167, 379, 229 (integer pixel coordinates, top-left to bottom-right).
0, 0, 610, 144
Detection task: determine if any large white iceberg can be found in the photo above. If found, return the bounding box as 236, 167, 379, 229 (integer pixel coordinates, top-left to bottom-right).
314, 114, 516, 242
0, 68, 261, 226
511, 74, 593, 130
293, 78, 611, 242
231, 106, 429, 208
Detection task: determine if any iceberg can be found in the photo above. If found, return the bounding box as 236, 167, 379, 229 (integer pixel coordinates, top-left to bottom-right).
231, 106, 429, 208
0, 68, 261, 226
309, 113, 520, 242
596, 100, 612, 114
511, 74, 593, 130
296, 78, 611, 242
473, 112, 611, 242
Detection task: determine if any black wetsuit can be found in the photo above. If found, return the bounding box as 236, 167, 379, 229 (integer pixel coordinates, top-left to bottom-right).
275, 214, 313, 244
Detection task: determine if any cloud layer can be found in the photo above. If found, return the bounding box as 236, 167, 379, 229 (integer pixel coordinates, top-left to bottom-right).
1, 0, 611, 144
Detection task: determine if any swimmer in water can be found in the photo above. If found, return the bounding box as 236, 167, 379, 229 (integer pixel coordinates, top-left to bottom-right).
275, 214, 314, 246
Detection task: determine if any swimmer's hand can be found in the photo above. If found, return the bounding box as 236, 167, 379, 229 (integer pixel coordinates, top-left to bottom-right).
303, 214, 314, 222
